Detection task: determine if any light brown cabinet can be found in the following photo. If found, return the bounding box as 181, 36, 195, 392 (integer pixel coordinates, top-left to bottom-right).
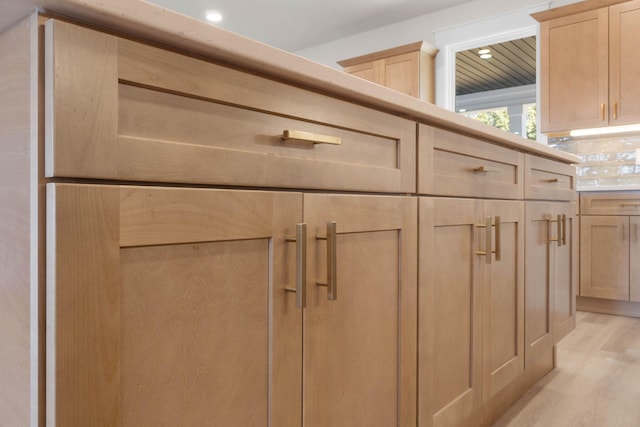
535, 0, 640, 133
48, 185, 417, 426
419, 198, 525, 427
338, 41, 437, 102
525, 202, 577, 367
1, 7, 577, 427
579, 192, 640, 305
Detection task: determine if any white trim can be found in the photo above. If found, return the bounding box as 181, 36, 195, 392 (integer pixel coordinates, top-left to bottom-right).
436, 2, 551, 111
442, 26, 537, 111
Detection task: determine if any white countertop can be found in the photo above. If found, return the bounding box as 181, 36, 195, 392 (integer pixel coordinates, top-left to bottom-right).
2, 0, 579, 164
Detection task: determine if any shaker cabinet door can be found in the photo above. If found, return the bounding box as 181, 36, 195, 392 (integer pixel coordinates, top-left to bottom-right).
47, 184, 303, 427
302, 194, 418, 427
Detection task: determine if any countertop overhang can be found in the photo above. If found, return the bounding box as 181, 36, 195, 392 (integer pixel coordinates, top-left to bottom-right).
3, 0, 579, 165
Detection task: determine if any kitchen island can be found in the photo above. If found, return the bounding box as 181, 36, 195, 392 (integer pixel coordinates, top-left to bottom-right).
0, 1, 578, 426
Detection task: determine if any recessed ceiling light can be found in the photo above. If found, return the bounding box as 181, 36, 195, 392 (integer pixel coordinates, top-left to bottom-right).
478, 48, 491, 55
205, 10, 223, 23
480, 53, 492, 59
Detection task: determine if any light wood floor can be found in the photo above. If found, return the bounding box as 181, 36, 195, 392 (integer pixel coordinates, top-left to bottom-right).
493, 311, 640, 427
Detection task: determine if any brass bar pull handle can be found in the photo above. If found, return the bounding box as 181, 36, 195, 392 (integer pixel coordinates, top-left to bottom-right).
601, 103, 606, 121
285, 223, 307, 309
494, 216, 501, 261
562, 214, 567, 246
544, 178, 560, 183
476, 217, 492, 264
614, 102, 618, 120
473, 166, 500, 173
316, 221, 337, 301
282, 130, 342, 145
557, 214, 563, 247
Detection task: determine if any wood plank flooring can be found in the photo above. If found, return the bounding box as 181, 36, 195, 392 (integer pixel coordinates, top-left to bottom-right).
493, 311, 640, 427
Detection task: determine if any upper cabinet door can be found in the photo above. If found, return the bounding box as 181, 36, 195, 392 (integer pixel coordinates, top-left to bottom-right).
44, 19, 416, 193
609, 0, 640, 126
540, 8, 609, 132
47, 184, 303, 427
302, 194, 417, 427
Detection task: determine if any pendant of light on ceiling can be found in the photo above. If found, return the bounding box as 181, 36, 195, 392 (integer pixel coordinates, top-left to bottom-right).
478, 48, 492, 60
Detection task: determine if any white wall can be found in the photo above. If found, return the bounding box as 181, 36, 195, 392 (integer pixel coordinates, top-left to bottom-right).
295, 0, 580, 72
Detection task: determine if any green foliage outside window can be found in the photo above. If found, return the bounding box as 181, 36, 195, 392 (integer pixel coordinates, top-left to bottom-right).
464, 109, 510, 132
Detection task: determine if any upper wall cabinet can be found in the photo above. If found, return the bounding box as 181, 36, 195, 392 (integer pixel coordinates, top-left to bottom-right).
535, 0, 640, 133
338, 41, 438, 103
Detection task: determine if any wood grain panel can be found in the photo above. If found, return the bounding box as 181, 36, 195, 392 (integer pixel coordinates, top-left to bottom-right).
304, 193, 417, 427
483, 200, 525, 402
418, 125, 524, 199
540, 9, 608, 132
47, 184, 121, 426
554, 202, 577, 342
524, 202, 554, 367
384, 52, 419, 97
119, 186, 276, 247
610, 0, 640, 125
580, 215, 630, 300
419, 197, 482, 427
45, 19, 118, 178
524, 155, 576, 201
120, 239, 270, 426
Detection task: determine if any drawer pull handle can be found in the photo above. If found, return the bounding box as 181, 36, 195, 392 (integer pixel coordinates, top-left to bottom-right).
316, 222, 337, 301
282, 130, 342, 145
284, 223, 307, 309
473, 166, 500, 173
477, 216, 492, 264
544, 178, 560, 183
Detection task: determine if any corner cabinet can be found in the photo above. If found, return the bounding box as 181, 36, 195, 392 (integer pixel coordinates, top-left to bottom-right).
535, 0, 640, 133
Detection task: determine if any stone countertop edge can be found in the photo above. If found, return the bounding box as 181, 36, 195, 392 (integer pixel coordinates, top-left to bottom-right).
5, 0, 580, 165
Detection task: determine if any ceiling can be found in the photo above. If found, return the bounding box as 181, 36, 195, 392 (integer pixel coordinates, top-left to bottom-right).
146, 0, 475, 52
456, 36, 537, 96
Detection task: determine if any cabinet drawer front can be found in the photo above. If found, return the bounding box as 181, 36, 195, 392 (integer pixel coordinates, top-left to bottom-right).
580, 191, 640, 215
45, 19, 416, 192
524, 155, 576, 201
418, 125, 524, 199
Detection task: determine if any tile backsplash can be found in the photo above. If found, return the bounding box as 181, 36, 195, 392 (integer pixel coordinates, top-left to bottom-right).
549, 132, 640, 189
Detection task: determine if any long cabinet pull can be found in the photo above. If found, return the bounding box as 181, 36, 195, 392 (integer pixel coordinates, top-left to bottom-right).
285, 223, 307, 308
477, 216, 492, 264
317, 221, 338, 301
473, 166, 500, 173
601, 103, 606, 121
562, 214, 567, 246
548, 215, 562, 247
282, 130, 342, 146
613, 102, 619, 120
494, 216, 501, 261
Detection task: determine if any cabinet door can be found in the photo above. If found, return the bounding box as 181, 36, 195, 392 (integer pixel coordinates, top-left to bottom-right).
580, 215, 629, 300
554, 203, 577, 342
524, 202, 555, 366
630, 216, 640, 302
383, 51, 420, 98
609, 0, 640, 126
540, 8, 608, 132
302, 194, 417, 427
482, 201, 525, 402
419, 198, 482, 427
47, 184, 302, 427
